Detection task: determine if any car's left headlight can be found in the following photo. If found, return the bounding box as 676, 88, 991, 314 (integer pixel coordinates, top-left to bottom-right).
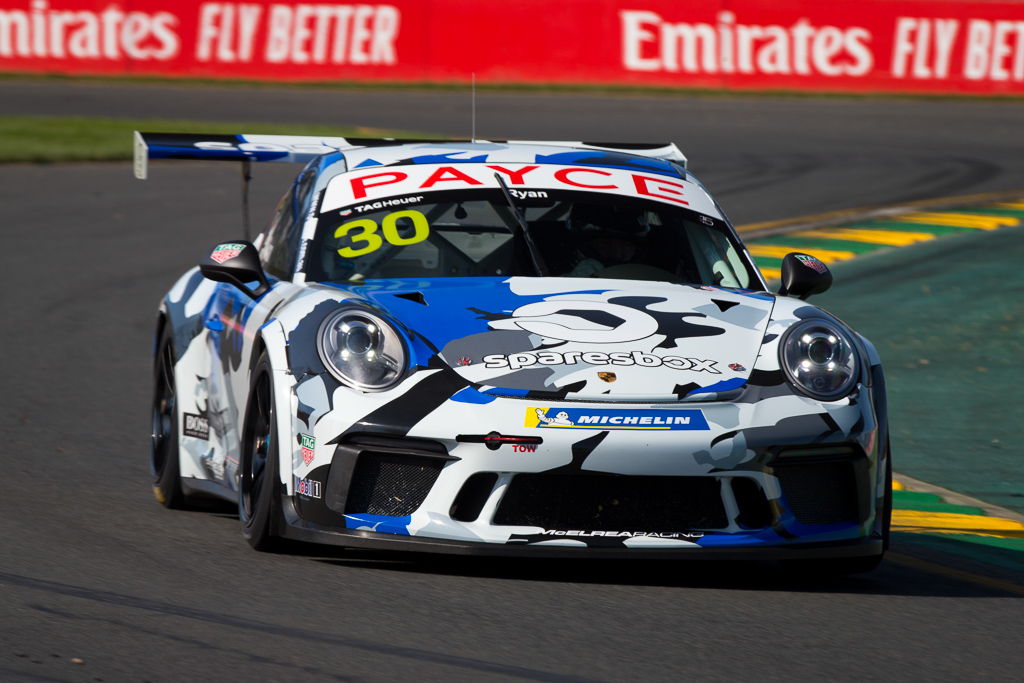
780, 319, 859, 400
318, 307, 407, 390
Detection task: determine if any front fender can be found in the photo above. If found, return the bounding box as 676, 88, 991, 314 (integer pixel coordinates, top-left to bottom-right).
258, 318, 296, 494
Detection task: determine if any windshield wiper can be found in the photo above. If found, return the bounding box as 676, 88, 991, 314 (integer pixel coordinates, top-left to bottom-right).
493, 172, 547, 276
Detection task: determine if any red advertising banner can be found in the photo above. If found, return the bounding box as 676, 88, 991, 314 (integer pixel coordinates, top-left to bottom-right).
1, 0, 1022, 94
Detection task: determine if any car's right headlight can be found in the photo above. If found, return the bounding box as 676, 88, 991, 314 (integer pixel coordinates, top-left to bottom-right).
317, 307, 407, 390
779, 319, 859, 400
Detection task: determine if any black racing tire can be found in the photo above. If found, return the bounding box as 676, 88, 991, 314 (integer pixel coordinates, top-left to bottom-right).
151, 323, 188, 508
239, 351, 286, 552
881, 439, 893, 552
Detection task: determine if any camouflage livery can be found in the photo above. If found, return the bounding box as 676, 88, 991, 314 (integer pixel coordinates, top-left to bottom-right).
149, 137, 889, 562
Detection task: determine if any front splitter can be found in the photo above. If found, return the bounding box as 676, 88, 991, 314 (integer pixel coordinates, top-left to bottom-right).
280, 498, 882, 559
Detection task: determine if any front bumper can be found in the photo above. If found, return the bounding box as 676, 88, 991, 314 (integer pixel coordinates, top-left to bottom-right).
280, 495, 884, 559
285, 381, 888, 556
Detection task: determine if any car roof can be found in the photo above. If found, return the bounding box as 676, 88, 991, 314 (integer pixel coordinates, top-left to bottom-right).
313, 140, 724, 221
334, 141, 687, 179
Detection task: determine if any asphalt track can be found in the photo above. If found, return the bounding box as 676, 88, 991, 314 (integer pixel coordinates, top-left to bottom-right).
2, 82, 1023, 682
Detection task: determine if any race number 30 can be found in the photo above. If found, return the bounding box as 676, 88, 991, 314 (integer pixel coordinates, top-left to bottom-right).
335, 209, 430, 258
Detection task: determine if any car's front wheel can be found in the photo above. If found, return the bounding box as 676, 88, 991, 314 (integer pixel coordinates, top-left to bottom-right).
151, 324, 187, 508
239, 351, 286, 551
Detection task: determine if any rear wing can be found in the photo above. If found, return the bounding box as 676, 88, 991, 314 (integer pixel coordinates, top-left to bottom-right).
133, 132, 382, 179
132, 132, 687, 180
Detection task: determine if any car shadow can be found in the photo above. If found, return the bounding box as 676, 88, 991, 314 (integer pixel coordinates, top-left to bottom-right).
307, 533, 1024, 598
186, 499, 1024, 597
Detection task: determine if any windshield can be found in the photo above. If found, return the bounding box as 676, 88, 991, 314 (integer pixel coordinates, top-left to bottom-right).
305, 188, 757, 288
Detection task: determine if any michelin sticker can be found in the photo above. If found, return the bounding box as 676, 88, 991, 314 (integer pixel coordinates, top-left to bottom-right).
527, 407, 710, 430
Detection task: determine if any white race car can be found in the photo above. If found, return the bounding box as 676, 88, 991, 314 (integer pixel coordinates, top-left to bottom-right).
140, 133, 891, 573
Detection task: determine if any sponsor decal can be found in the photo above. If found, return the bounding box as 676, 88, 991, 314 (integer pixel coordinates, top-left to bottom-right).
456, 432, 543, 449
484, 350, 720, 373
322, 163, 710, 214
300, 434, 316, 465
598, 371, 617, 382
210, 242, 246, 263
794, 253, 828, 274
258, 4, 400, 66
526, 407, 710, 430
729, 363, 746, 372
508, 189, 548, 199
539, 530, 704, 538
294, 476, 322, 499
4, 3, 1024, 98
0, 1, 180, 63
457, 356, 473, 366
621, 10, 873, 78
493, 301, 658, 343
346, 195, 424, 214
182, 412, 209, 440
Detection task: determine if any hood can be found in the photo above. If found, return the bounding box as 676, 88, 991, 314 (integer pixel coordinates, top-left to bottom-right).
352, 277, 776, 402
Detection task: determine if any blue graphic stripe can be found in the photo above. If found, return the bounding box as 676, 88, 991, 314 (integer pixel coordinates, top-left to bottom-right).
451, 387, 497, 404
687, 377, 746, 395
533, 151, 681, 178
343, 513, 412, 535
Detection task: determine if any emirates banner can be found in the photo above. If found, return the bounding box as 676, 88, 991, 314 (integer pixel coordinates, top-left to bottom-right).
1, 0, 1023, 94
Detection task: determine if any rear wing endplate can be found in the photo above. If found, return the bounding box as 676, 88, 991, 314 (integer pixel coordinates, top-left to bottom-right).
132, 132, 686, 180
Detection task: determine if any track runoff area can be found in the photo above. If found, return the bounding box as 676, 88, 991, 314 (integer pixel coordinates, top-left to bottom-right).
737, 194, 1024, 577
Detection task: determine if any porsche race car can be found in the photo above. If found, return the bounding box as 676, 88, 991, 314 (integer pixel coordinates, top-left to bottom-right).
139, 133, 891, 573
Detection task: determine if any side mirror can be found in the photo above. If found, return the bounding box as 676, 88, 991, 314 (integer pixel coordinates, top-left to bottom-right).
777, 252, 832, 300
199, 241, 270, 299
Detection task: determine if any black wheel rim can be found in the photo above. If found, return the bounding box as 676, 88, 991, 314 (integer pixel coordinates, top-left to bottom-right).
150, 340, 176, 480
241, 372, 273, 519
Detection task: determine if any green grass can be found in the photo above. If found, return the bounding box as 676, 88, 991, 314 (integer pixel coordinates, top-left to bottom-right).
0, 116, 430, 163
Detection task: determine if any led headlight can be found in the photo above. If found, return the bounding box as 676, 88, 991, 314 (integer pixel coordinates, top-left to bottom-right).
318, 308, 407, 390
780, 319, 859, 400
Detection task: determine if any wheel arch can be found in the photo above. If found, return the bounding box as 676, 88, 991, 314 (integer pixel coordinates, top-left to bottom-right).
255, 318, 295, 494
154, 305, 169, 357
153, 303, 187, 484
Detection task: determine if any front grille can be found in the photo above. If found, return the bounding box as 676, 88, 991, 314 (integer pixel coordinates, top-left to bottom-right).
773, 460, 859, 525
493, 473, 727, 531
450, 473, 499, 522
731, 477, 773, 529
344, 452, 444, 517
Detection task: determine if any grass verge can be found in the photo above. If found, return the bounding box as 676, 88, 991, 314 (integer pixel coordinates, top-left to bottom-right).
0, 116, 429, 163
